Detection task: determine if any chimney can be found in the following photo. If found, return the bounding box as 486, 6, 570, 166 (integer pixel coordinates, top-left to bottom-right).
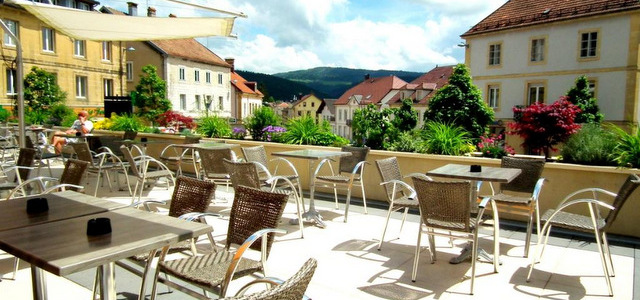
364, 74, 370, 81
224, 58, 235, 72
168, 13, 177, 18
127, 2, 138, 16
147, 7, 156, 17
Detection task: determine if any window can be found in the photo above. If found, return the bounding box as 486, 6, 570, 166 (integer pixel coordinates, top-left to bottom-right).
76, 76, 87, 99
42, 27, 55, 52
298, 111, 302, 116
180, 94, 187, 110
311, 102, 315, 107
76, 2, 90, 10
6, 68, 16, 95
126, 62, 133, 81
206, 95, 212, 110
179, 68, 186, 81
205, 72, 211, 83
530, 38, 545, 62
487, 85, 500, 109
194, 70, 200, 82
103, 79, 113, 97
74, 40, 86, 57
3, 20, 17, 47
195, 95, 201, 110
527, 83, 545, 105
101, 41, 111, 61
218, 74, 223, 84
218, 96, 223, 110
303, 102, 307, 107
488, 43, 501, 66
580, 31, 598, 58
56, 0, 73, 8
588, 80, 597, 97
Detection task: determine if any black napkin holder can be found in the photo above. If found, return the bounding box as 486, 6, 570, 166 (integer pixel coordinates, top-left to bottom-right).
26, 197, 49, 214
141, 137, 148, 142
470, 165, 482, 173
87, 218, 112, 236
75, 131, 82, 137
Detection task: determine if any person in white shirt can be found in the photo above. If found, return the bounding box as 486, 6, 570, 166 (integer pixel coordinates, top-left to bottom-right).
51, 110, 94, 154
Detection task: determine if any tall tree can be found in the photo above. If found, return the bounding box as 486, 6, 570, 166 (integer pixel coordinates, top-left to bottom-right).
423, 64, 493, 140
22, 66, 67, 112
565, 75, 603, 124
131, 65, 171, 123
352, 104, 394, 149
392, 98, 418, 132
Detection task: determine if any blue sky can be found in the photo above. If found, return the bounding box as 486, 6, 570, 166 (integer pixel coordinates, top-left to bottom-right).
99, 0, 507, 74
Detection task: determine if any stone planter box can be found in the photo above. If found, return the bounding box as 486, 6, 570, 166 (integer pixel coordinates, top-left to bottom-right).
97, 130, 640, 238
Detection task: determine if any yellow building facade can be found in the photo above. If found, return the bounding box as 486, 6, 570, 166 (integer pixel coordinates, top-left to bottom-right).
1, 2, 125, 112
291, 94, 325, 122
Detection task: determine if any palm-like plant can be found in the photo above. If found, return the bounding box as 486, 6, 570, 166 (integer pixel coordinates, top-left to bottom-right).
282, 115, 322, 145
421, 121, 474, 155
611, 125, 640, 168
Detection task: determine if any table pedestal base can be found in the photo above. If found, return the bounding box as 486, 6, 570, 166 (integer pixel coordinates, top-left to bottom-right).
289, 208, 326, 228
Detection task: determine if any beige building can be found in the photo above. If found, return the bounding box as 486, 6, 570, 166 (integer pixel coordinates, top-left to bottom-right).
461, 0, 640, 127
1, 1, 125, 111
291, 94, 325, 122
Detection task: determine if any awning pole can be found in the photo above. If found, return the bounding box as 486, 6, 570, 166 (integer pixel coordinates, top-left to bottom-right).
0, 19, 25, 148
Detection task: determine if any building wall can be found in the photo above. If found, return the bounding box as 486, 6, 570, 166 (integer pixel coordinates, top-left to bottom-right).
164, 57, 231, 118
1, 5, 124, 111
465, 12, 639, 124
124, 41, 164, 94
292, 95, 323, 121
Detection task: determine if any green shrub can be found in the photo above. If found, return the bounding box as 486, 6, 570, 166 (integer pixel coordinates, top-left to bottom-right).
245, 106, 280, 141
388, 131, 423, 153
561, 123, 617, 166
282, 116, 345, 146
421, 121, 474, 155
611, 125, 640, 168
109, 114, 147, 132
196, 116, 232, 138
25, 110, 49, 125
47, 103, 75, 126
0, 107, 11, 123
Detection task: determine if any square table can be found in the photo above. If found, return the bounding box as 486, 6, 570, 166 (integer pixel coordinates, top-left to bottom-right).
425, 163, 522, 265
271, 149, 352, 228
0, 207, 212, 300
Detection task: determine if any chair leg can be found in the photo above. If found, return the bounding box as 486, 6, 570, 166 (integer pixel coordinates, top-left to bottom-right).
11, 257, 19, 280
593, 228, 614, 296
343, 188, 352, 223
470, 234, 479, 295
360, 183, 367, 214
377, 205, 395, 250
524, 211, 534, 258
601, 232, 615, 277
411, 222, 423, 282
333, 185, 339, 210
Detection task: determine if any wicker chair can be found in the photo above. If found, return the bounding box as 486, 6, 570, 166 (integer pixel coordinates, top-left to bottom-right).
111, 176, 218, 300
0, 126, 18, 163
5, 158, 89, 200
223, 158, 304, 238
375, 157, 421, 250
123, 131, 138, 140
485, 156, 545, 257
149, 185, 289, 299
410, 176, 499, 295
219, 258, 317, 300
120, 145, 174, 203
0, 148, 36, 197
70, 142, 129, 197
25, 135, 60, 177
527, 174, 640, 297
311, 146, 370, 223
159, 135, 202, 177
199, 147, 236, 191
241, 145, 304, 199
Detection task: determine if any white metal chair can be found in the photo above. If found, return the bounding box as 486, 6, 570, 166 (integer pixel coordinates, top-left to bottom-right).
120, 145, 174, 203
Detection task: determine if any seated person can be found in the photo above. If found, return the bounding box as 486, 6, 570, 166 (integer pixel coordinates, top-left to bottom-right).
51, 111, 93, 154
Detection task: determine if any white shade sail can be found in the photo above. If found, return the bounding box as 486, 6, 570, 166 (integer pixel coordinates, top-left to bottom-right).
9, 0, 236, 41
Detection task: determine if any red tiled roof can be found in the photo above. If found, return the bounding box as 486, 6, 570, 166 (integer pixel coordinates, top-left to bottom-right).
150, 39, 231, 68
231, 72, 263, 96
462, 0, 640, 37
335, 76, 407, 105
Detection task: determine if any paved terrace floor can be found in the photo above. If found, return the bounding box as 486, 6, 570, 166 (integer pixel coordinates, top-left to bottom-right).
0, 162, 638, 299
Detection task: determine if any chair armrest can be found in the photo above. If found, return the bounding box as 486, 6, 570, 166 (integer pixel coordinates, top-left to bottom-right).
269, 157, 300, 177
312, 158, 336, 178
349, 161, 369, 176
178, 212, 223, 222
159, 144, 178, 158
267, 176, 300, 199
96, 146, 116, 155
542, 198, 615, 232
130, 199, 168, 211
557, 187, 617, 207
252, 161, 274, 178
380, 179, 416, 199
234, 277, 283, 297
220, 228, 287, 297
5, 177, 58, 199
531, 178, 546, 200
405, 173, 431, 180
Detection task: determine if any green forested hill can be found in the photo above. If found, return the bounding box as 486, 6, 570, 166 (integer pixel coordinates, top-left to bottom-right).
237, 67, 424, 101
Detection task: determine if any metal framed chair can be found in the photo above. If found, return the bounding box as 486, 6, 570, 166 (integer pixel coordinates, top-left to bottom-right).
198, 147, 236, 192
410, 176, 499, 295
120, 145, 174, 203
223, 158, 305, 238
486, 156, 545, 257
527, 174, 640, 297
0, 148, 36, 197
159, 135, 202, 177
110, 176, 218, 300
149, 185, 289, 299
5, 158, 88, 200
25, 135, 61, 177
311, 146, 370, 222
219, 258, 317, 300
70, 142, 127, 197
0, 126, 18, 163
241, 145, 304, 200
375, 157, 421, 250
